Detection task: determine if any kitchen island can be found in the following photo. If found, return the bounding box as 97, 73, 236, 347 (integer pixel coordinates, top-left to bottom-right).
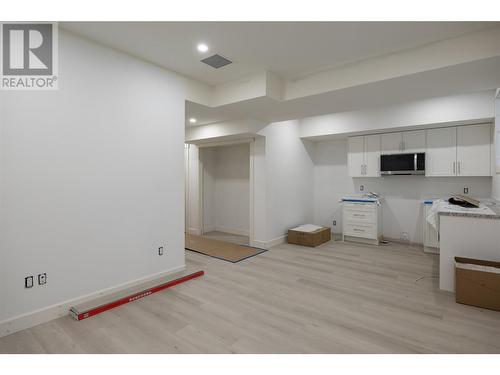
439, 200, 500, 292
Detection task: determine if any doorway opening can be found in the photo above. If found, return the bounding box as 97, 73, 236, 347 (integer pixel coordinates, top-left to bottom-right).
199, 142, 251, 246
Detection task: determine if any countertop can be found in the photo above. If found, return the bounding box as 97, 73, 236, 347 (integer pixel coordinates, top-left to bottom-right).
425, 198, 500, 219
341, 195, 383, 204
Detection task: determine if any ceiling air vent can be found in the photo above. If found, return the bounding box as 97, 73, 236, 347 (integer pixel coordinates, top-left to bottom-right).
201, 54, 232, 69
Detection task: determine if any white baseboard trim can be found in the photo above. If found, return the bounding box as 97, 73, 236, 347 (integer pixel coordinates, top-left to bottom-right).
214, 226, 249, 236
0, 265, 186, 338
186, 227, 201, 235
252, 234, 287, 249
202, 225, 215, 234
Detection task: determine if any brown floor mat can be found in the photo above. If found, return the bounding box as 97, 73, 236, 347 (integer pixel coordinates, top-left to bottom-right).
185, 234, 267, 263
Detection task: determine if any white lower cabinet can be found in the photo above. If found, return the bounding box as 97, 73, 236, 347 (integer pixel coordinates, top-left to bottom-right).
342, 201, 382, 245
422, 203, 439, 253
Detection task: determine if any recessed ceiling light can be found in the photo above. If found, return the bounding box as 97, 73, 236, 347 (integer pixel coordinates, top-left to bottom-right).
189, 118, 197, 124
197, 43, 208, 53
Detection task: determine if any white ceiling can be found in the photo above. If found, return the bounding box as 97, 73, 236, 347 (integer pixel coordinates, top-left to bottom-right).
61, 22, 495, 85
186, 56, 500, 126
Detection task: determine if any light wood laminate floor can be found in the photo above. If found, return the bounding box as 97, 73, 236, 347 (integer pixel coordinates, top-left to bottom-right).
202, 231, 249, 246
1, 240, 500, 353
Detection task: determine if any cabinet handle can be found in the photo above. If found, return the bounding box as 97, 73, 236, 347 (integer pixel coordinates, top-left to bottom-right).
361, 165, 363, 175
453, 162, 456, 174
458, 161, 461, 175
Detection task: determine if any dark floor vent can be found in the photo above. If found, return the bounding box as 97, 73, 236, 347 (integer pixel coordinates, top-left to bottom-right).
201, 54, 232, 69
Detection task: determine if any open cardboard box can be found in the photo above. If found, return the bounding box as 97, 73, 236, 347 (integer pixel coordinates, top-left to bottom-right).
455, 257, 500, 312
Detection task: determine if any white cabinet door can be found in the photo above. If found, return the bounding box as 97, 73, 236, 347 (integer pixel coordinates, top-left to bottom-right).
456, 124, 491, 176
426, 127, 457, 176
403, 130, 426, 153
380, 132, 402, 154
348, 136, 365, 177
364, 134, 381, 177
423, 204, 439, 251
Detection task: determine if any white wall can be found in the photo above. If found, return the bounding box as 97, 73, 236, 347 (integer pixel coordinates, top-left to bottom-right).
201, 144, 250, 235
492, 97, 500, 200
0, 31, 187, 329
313, 139, 492, 243
214, 144, 250, 235
185, 144, 201, 235
201, 147, 217, 232
300, 90, 495, 139
257, 120, 315, 243
252, 137, 267, 246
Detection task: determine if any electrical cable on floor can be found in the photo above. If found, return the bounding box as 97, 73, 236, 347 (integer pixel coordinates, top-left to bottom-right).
414, 275, 438, 284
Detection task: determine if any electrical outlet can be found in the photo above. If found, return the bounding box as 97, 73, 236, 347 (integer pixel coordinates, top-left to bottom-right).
158, 246, 164, 256
464, 187, 469, 194
38, 273, 47, 285
359, 185, 364, 191
25, 276, 33, 289
332, 220, 337, 226
400, 232, 409, 241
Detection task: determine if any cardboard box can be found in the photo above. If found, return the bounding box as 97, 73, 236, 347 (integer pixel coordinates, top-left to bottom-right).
288, 226, 331, 247
455, 257, 500, 312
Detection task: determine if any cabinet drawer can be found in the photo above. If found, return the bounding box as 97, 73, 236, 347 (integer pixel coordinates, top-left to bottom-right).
343, 208, 376, 223
343, 202, 376, 212
343, 223, 377, 239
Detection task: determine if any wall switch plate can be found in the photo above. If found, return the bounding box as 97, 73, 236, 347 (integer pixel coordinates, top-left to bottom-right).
359, 185, 364, 191
25, 276, 33, 288
158, 246, 164, 256
333, 220, 336, 226
464, 187, 469, 194
38, 273, 47, 285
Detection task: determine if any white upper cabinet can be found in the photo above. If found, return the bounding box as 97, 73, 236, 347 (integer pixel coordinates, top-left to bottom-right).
425, 127, 457, 176
425, 124, 491, 177
348, 136, 365, 177
402, 130, 426, 153
456, 124, 491, 176
348, 135, 380, 177
380, 132, 402, 154
348, 124, 491, 178
364, 134, 381, 177
381, 130, 426, 155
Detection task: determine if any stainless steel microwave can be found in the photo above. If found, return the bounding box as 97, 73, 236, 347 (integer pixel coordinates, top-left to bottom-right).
380, 153, 425, 175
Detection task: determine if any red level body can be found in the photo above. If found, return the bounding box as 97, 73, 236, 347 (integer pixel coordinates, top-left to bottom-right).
70, 270, 204, 321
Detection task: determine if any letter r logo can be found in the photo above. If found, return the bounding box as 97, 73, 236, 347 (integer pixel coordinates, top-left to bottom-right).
2, 23, 53, 75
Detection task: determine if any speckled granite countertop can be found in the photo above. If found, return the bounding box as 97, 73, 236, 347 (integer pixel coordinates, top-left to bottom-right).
438, 199, 500, 219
